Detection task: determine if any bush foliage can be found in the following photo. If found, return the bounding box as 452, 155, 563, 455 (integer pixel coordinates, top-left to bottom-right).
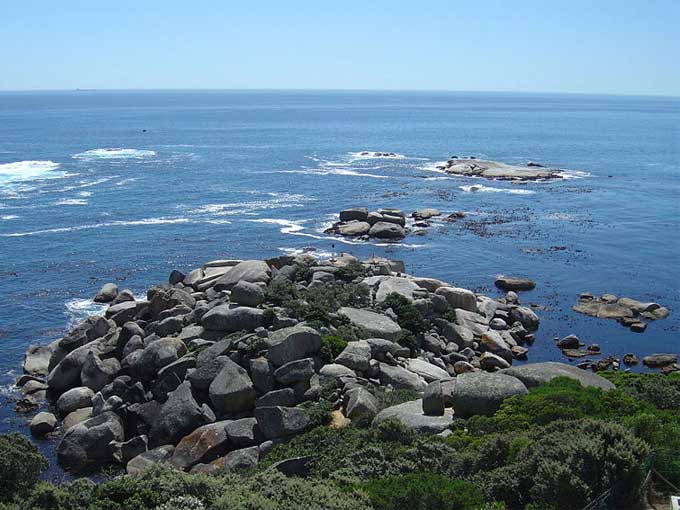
4, 372, 680, 510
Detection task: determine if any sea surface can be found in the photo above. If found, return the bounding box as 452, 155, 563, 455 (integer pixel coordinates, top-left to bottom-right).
0, 90, 678, 471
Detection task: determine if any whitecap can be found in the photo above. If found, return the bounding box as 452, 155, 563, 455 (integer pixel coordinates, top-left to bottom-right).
0, 217, 191, 237
78, 191, 93, 197
55, 198, 88, 206
269, 168, 389, 179
65, 298, 108, 329
0, 160, 64, 184
186, 193, 310, 217
115, 178, 137, 186
72, 148, 156, 160
0, 214, 18, 220
459, 185, 536, 195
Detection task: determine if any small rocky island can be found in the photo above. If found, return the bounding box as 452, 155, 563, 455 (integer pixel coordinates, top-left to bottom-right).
17, 252, 569, 474
573, 292, 669, 333
325, 207, 451, 241
436, 156, 568, 181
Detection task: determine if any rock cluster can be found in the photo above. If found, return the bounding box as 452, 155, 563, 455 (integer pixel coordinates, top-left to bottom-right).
325, 207, 443, 241
435, 157, 566, 181
573, 293, 669, 333
19, 253, 555, 474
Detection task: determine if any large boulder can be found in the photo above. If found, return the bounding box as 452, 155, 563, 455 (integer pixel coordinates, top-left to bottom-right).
379, 362, 427, 392
188, 355, 231, 391
202, 305, 264, 332
339, 207, 369, 222
213, 260, 271, 291
375, 277, 420, 303
170, 421, 231, 470
337, 221, 371, 237
150, 382, 215, 446
30, 412, 58, 436
338, 307, 402, 341
435, 287, 478, 313
209, 358, 257, 415
266, 325, 322, 367
447, 372, 528, 418
230, 281, 265, 307
127, 445, 175, 475
343, 387, 379, 422
372, 400, 452, 433
335, 340, 371, 372
274, 358, 314, 385
223, 446, 259, 472
57, 411, 124, 471
56, 386, 95, 417
501, 362, 616, 391
368, 222, 406, 240
23, 344, 55, 376
81, 352, 120, 391
494, 277, 536, 292
148, 287, 195, 319
59, 316, 110, 352
406, 358, 450, 382
94, 283, 118, 303
225, 417, 263, 448
133, 337, 187, 380
254, 406, 310, 439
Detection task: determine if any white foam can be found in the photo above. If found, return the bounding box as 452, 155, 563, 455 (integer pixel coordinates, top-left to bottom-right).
186, 193, 310, 217
459, 185, 536, 195
269, 168, 389, 179
65, 298, 108, 329
115, 178, 137, 186
0, 214, 18, 220
0, 160, 64, 184
55, 198, 88, 206
557, 169, 591, 180
1, 217, 191, 237
72, 148, 156, 160
251, 218, 425, 249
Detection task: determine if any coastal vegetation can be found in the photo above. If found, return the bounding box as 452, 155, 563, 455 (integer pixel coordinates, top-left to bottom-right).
3, 371, 680, 510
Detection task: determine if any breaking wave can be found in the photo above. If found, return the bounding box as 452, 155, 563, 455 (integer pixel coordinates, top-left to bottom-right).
72, 148, 157, 160
0, 160, 64, 184
459, 185, 536, 195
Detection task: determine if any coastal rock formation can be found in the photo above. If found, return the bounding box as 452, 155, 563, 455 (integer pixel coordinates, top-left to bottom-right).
436, 157, 568, 181
17, 252, 561, 474
573, 293, 669, 332
327, 206, 447, 241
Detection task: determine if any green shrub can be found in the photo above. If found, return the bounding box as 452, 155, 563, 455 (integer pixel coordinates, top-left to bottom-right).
299, 399, 333, 428
211, 471, 373, 510
0, 433, 48, 502
320, 335, 348, 362
382, 293, 426, 336
363, 473, 485, 510
154, 496, 205, 510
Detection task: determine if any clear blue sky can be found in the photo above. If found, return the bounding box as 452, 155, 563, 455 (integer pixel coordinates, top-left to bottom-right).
2, 0, 678, 95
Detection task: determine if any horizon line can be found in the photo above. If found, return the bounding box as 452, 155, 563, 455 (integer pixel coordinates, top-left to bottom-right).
0, 87, 678, 99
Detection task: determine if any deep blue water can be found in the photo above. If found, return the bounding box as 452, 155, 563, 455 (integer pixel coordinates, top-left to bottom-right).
0, 90, 678, 466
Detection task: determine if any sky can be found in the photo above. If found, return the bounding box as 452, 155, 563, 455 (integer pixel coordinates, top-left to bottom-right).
1, 0, 679, 95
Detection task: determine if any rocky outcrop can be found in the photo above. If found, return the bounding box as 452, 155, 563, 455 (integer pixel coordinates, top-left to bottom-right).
501, 362, 615, 391
19, 253, 553, 474
436, 157, 568, 181
573, 293, 669, 333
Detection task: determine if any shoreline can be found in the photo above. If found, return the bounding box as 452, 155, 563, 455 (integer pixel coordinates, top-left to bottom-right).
10, 251, 676, 476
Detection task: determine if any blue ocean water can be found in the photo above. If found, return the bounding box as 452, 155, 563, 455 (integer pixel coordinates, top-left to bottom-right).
0, 90, 678, 458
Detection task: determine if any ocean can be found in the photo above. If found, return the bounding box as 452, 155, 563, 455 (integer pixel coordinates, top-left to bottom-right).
0, 90, 678, 469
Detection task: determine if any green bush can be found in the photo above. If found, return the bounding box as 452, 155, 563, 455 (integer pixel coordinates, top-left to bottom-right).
299, 399, 333, 428
363, 473, 485, 510
0, 433, 48, 502
382, 293, 426, 336
211, 471, 373, 510
320, 335, 348, 363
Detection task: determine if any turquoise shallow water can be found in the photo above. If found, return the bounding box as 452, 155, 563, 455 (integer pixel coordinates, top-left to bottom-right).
0, 90, 678, 469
